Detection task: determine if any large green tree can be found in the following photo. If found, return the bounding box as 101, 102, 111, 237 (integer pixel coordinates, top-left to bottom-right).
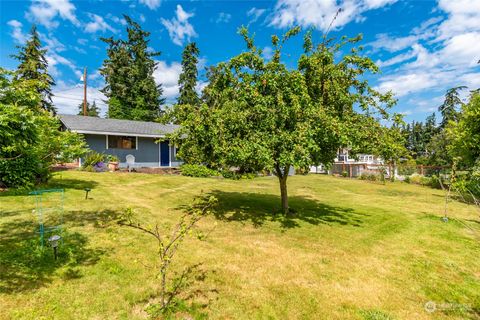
171, 27, 395, 214
439, 86, 466, 128
77, 100, 100, 117
167, 42, 200, 124
449, 92, 480, 168
101, 16, 164, 121
12, 25, 55, 113
178, 42, 200, 107
0, 68, 86, 188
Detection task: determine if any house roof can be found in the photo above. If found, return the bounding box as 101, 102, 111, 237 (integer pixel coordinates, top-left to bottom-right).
58, 114, 179, 138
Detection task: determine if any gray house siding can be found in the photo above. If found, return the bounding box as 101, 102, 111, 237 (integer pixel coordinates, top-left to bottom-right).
58, 115, 183, 168
82, 134, 182, 168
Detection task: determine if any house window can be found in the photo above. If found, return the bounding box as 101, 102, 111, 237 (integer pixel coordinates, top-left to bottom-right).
108, 136, 136, 149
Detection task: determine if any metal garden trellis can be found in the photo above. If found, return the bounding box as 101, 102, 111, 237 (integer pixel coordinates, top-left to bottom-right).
29, 189, 65, 248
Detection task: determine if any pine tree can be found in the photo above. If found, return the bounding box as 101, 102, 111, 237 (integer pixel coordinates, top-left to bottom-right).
424, 112, 437, 148
101, 16, 164, 121
12, 25, 55, 113
77, 100, 100, 117
439, 86, 466, 128
178, 42, 200, 106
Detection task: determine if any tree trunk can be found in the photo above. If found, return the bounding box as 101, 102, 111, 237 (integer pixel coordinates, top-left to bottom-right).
276, 164, 290, 215
390, 160, 396, 182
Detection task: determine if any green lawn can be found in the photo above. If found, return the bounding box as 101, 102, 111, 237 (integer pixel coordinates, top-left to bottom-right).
0, 171, 479, 319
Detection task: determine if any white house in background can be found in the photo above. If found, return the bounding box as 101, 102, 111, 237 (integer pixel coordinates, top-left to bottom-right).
334, 148, 383, 165
310, 148, 384, 176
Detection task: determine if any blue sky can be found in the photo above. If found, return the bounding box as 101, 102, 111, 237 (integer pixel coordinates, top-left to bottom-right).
1, 0, 479, 121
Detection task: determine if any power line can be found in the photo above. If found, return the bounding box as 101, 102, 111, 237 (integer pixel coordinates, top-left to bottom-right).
53, 94, 108, 106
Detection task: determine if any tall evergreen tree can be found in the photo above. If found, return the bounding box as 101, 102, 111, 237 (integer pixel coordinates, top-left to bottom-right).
438, 86, 466, 128
424, 112, 438, 148
178, 42, 200, 106
100, 16, 164, 121
12, 25, 55, 113
77, 100, 100, 117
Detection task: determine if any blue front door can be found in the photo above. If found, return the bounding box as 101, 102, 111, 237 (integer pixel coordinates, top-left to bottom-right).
160, 141, 170, 167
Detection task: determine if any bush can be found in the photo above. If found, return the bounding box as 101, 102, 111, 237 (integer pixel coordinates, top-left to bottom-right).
341, 170, 348, 177
423, 174, 442, 188
406, 173, 423, 184
82, 151, 108, 172
180, 164, 219, 177
0, 154, 40, 188
359, 171, 379, 181
0, 91, 86, 188
419, 176, 431, 186
398, 159, 417, 176
221, 170, 256, 180
107, 154, 119, 162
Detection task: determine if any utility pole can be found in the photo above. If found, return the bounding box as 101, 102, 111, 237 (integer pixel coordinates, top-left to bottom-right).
83, 67, 87, 116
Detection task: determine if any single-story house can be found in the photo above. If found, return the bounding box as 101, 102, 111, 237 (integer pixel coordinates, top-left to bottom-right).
59, 114, 182, 168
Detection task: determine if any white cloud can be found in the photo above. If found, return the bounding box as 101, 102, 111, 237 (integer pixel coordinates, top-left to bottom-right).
153, 60, 207, 102
77, 38, 88, 45
107, 14, 127, 26
375, 72, 441, 97
7, 20, 27, 44
247, 7, 266, 23
369, 33, 422, 52
85, 13, 118, 33
52, 84, 107, 116
40, 33, 66, 52
153, 60, 182, 100
139, 0, 161, 10
435, 0, 480, 41
73, 46, 87, 54
376, 50, 415, 68
216, 12, 231, 24
139, 14, 146, 23
374, 0, 480, 103
269, 0, 397, 31
26, 0, 80, 29
161, 5, 197, 46
46, 52, 82, 78
262, 46, 273, 60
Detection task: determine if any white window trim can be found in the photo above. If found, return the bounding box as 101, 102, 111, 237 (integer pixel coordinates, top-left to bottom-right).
106, 135, 138, 150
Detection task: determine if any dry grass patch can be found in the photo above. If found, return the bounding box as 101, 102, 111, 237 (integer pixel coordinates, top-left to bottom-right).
0, 171, 479, 319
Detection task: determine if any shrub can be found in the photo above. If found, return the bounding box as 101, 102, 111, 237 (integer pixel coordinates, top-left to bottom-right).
359, 171, 379, 181
419, 176, 430, 186
82, 151, 108, 172
406, 173, 423, 184
107, 154, 119, 162
398, 159, 417, 176
0, 72, 86, 189
221, 170, 256, 180
180, 164, 219, 177
425, 174, 442, 189
0, 154, 40, 188
341, 170, 348, 177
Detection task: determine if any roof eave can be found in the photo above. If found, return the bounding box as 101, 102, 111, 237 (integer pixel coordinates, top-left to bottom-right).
72, 129, 167, 138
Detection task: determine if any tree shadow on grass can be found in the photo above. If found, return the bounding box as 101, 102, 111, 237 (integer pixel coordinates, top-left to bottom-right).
0, 215, 107, 294
207, 190, 367, 229
62, 209, 123, 229
0, 178, 98, 197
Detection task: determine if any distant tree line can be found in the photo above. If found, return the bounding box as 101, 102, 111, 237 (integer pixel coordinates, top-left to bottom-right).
401, 86, 478, 167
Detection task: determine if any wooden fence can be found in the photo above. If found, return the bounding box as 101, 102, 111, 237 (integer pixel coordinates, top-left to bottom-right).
330, 163, 450, 178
